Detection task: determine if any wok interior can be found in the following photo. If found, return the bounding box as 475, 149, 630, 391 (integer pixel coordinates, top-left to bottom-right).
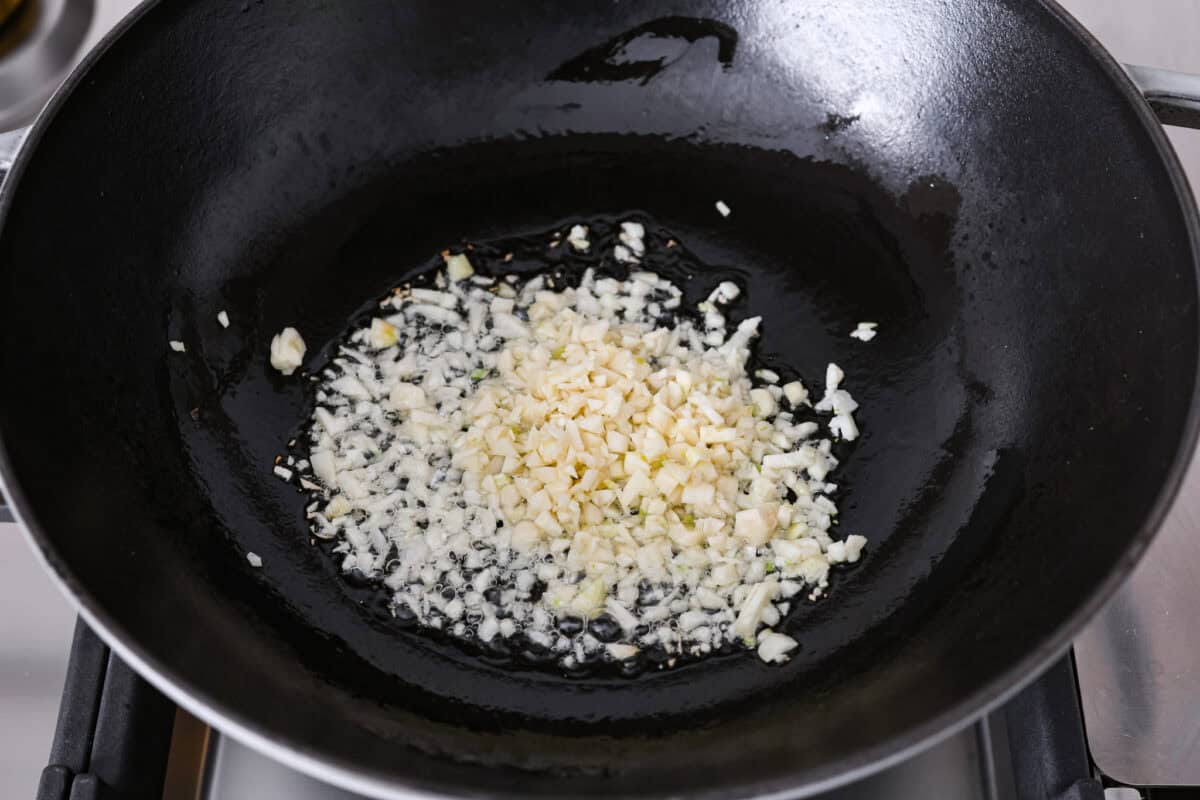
0, 1, 1196, 796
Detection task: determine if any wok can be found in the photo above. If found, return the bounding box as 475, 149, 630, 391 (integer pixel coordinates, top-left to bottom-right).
2, 1, 1200, 797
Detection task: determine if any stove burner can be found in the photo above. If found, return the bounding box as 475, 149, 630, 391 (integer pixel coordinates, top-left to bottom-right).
0, 0, 93, 131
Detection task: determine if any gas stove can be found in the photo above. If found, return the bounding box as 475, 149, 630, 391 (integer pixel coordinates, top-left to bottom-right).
33, 622, 1109, 800
7, 1, 1200, 799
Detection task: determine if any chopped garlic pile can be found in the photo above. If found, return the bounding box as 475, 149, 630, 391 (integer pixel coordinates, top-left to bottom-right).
287, 223, 866, 671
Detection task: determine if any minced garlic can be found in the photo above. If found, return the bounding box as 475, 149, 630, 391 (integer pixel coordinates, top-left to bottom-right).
286, 221, 867, 671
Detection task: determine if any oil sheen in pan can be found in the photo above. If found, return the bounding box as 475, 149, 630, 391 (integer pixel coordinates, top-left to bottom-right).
291, 216, 861, 679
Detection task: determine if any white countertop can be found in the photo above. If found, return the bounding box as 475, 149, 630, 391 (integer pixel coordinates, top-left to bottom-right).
0, 524, 75, 796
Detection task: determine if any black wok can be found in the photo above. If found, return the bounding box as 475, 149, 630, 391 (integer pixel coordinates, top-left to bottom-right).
2, 1, 1199, 797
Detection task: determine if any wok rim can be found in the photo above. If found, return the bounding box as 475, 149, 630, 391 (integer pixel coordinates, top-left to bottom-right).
0, 0, 1197, 797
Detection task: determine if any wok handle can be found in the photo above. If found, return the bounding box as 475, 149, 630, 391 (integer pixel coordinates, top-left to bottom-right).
1126, 64, 1200, 129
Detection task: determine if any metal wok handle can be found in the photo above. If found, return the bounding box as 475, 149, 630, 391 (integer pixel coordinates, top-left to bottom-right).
1126, 64, 1200, 129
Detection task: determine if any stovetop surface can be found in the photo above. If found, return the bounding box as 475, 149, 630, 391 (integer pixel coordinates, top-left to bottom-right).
6, 0, 1200, 798
201, 713, 1001, 800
